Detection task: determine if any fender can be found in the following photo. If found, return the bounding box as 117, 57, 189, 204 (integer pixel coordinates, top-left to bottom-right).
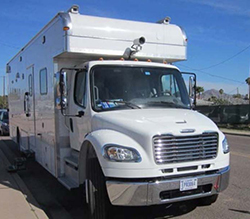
78, 129, 148, 183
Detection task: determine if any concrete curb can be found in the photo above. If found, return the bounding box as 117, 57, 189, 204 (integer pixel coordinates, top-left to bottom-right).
220, 129, 250, 137
0, 147, 48, 219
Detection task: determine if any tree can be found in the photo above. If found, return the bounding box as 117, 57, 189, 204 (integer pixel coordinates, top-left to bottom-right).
245, 77, 250, 85
219, 89, 224, 95
208, 96, 217, 102
246, 77, 250, 104
196, 86, 204, 99
208, 95, 230, 105
233, 94, 241, 99
0, 95, 8, 109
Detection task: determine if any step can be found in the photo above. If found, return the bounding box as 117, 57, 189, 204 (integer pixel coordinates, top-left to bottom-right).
64, 156, 78, 170
58, 176, 78, 190
71, 149, 79, 159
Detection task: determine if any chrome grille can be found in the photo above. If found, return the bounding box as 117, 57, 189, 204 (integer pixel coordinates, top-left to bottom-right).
153, 132, 218, 164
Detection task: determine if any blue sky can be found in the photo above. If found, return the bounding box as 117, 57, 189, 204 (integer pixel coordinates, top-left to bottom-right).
0, 0, 250, 95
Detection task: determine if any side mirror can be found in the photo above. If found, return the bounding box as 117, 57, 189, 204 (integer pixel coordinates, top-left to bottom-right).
189, 76, 196, 107
55, 71, 68, 111
60, 72, 67, 95
181, 72, 197, 108
55, 67, 85, 117
189, 75, 196, 95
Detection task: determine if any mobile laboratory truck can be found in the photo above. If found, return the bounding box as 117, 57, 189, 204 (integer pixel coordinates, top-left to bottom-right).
7, 5, 230, 218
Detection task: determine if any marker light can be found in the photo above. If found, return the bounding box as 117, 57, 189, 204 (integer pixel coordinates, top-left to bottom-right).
134, 58, 138, 61
99, 57, 104, 61
214, 176, 220, 191
63, 26, 70, 31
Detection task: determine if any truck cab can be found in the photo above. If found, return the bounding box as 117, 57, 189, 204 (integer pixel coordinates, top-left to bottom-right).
58, 60, 229, 216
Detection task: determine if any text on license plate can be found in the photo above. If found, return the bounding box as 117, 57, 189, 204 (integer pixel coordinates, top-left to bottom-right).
180, 178, 198, 191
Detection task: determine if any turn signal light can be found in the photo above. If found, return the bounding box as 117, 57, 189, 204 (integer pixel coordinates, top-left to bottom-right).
63, 26, 70, 31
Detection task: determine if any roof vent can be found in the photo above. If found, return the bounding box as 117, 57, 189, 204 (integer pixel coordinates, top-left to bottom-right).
68, 5, 79, 14
157, 16, 171, 25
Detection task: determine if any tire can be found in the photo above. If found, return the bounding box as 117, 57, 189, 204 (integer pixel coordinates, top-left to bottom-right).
86, 151, 110, 219
198, 194, 218, 206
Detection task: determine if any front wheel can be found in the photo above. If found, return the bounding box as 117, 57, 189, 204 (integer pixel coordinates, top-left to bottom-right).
86, 153, 110, 219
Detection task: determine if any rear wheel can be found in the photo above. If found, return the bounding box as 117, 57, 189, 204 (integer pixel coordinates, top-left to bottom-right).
198, 194, 218, 206
86, 149, 110, 219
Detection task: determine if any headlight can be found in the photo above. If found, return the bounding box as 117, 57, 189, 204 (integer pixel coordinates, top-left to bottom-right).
103, 145, 141, 162
222, 137, 229, 154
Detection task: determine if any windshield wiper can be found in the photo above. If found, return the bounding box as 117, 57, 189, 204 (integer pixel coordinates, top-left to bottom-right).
113, 100, 141, 109
146, 101, 189, 109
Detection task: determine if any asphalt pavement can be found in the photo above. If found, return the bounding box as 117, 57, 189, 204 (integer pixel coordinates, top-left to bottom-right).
0, 133, 249, 219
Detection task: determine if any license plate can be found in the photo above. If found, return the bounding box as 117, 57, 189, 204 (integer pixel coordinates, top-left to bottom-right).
180, 178, 198, 191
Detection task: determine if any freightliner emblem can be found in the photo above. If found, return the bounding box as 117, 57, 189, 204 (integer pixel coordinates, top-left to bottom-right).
180, 129, 195, 133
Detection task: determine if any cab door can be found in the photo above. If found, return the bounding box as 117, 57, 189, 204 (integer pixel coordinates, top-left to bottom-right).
68, 70, 91, 151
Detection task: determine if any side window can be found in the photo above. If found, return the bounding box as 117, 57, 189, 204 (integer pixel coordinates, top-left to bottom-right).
161, 75, 171, 94
40, 68, 48, 95
74, 71, 87, 108
28, 74, 33, 96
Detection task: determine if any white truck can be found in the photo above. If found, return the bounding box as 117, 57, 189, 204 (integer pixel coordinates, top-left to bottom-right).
7, 5, 230, 218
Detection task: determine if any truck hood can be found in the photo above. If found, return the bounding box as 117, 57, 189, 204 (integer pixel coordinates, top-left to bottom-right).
92, 109, 219, 138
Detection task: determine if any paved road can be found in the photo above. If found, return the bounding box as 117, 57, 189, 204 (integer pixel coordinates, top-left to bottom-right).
0, 134, 249, 219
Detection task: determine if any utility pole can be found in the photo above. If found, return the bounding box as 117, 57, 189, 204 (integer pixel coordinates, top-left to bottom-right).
3, 76, 5, 108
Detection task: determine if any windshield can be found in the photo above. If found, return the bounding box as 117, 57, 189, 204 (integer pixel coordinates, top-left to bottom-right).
91, 65, 190, 111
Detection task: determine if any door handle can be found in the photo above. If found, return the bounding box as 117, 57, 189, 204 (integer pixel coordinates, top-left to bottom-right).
24, 92, 30, 117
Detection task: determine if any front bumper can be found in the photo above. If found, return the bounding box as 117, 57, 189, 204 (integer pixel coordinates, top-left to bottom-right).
106, 166, 230, 206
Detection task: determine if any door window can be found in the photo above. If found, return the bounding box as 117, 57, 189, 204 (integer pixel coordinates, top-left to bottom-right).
74, 71, 87, 108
